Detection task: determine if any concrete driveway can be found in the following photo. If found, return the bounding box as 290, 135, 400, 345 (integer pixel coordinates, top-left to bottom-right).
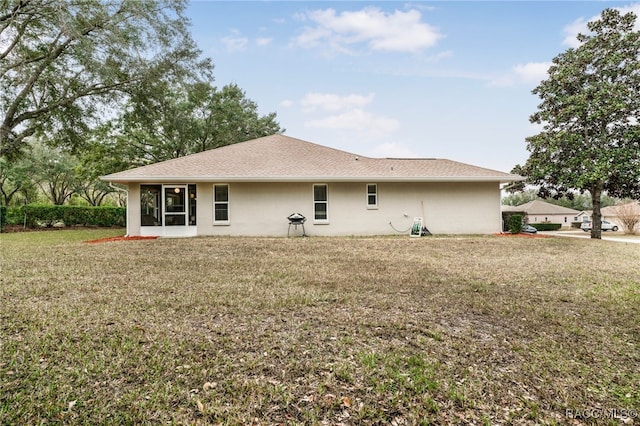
543, 230, 640, 244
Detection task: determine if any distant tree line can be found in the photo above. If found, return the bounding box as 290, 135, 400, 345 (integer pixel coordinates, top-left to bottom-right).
501, 188, 618, 211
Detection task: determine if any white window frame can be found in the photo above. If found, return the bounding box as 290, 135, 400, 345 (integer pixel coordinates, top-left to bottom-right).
366, 183, 378, 209
213, 184, 230, 225
313, 183, 329, 223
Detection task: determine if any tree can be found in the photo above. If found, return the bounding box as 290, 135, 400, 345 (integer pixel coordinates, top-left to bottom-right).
0, 0, 212, 160
73, 138, 129, 206
30, 140, 78, 205
522, 8, 640, 239
116, 82, 283, 164
0, 155, 37, 205
501, 188, 539, 206
611, 202, 640, 234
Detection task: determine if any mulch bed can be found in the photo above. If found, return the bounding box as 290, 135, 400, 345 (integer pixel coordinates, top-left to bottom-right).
494, 232, 550, 238
85, 235, 158, 244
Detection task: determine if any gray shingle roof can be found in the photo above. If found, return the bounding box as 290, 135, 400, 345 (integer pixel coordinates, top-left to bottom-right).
102, 134, 522, 183
502, 199, 580, 215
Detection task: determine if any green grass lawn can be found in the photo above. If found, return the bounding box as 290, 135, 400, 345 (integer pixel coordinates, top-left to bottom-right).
1, 231, 639, 424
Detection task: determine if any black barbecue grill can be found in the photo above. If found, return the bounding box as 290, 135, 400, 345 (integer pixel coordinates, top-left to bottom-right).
287, 213, 306, 237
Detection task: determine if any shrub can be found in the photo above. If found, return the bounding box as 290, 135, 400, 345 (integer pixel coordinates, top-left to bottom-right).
509, 214, 523, 234
502, 211, 525, 232
22, 204, 125, 228
6, 207, 25, 225
531, 223, 562, 231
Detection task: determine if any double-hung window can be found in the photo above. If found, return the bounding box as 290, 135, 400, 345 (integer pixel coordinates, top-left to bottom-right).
313, 184, 328, 222
213, 184, 229, 224
366, 184, 378, 209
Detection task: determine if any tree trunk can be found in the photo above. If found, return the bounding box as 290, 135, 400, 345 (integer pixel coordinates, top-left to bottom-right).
590, 182, 604, 239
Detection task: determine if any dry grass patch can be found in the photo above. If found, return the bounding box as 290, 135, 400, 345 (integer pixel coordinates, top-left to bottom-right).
1, 232, 639, 424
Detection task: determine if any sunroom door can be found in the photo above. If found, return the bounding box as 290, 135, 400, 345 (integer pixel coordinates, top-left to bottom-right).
163, 186, 187, 226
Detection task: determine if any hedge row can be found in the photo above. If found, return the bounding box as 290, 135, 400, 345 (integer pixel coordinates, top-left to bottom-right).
11, 204, 126, 228
531, 223, 562, 231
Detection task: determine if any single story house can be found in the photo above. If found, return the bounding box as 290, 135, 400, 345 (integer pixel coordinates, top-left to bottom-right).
580, 202, 640, 231
575, 210, 591, 223
102, 135, 522, 237
501, 199, 579, 228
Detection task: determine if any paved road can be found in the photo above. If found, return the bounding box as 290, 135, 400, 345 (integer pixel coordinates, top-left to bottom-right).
543, 230, 640, 244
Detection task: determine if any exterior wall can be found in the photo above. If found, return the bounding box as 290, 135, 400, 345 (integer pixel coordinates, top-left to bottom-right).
125, 181, 501, 236
576, 212, 591, 223
526, 213, 579, 228
198, 181, 500, 236
127, 183, 141, 236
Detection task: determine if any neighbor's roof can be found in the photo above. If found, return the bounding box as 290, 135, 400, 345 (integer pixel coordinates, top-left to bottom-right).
602, 202, 640, 216
102, 135, 523, 184
502, 199, 579, 215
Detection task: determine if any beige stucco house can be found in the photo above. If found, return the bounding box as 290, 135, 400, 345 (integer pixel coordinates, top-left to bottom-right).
580, 202, 640, 232
501, 199, 580, 228
102, 135, 522, 237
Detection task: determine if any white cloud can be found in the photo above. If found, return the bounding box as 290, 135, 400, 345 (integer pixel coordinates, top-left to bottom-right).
427, 50, 453, 62
305, 108, 399, 135
293, 7, 442, 54
221, 30, 271, 51
300, 92, 375, 112
563, 17, 588, 48
221, 33, 248, 52
563, 4, 640, 47
513, 62, 551, 84
279, 99, 294, 108
256, 37, 272, 47
490, 62, 551, 87
298, 91, 398, 138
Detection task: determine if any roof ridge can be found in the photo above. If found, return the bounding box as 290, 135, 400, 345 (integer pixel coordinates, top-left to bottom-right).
102, 134, 523, 183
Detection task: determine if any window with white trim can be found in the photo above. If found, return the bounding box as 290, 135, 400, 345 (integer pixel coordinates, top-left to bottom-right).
313, 184, 328, 222
366, 184, 377, 209
213, 184, 229, 224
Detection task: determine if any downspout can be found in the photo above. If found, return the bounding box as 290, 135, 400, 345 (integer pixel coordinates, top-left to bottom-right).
109, 183, 130, 237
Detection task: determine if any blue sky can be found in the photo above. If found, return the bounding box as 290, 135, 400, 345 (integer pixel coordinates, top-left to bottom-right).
185, 1, 640, 173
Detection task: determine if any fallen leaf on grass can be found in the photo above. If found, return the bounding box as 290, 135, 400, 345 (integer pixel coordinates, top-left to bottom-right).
322, 393, 336, 405
300, 394, 315, 403
342, 396, 352, 407
203, 381, 216, 391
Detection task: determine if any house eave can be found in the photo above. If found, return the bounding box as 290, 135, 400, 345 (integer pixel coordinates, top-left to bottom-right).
101, 175, 523, 184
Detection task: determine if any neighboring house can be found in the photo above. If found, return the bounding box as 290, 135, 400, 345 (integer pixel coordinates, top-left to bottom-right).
102, 135, 522, 237
576, 211, 591, 223
502, 199, 579, 228
578, 202, 640, 224
601, 202, 640, 231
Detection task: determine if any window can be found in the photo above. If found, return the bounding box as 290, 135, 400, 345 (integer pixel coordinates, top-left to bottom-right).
164, 186, 186, 226
214, 184, 229, 223
366, 184, 377, 208
313, 184, 328, 221
140, 185, 161, 226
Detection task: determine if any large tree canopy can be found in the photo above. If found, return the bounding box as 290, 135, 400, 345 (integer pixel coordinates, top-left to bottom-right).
0, 0, 212, 159
522, 8, 640, 239
115, 81, 283, 165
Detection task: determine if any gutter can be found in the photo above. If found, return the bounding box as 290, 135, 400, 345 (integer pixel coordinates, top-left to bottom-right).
102, 175, 525, 185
